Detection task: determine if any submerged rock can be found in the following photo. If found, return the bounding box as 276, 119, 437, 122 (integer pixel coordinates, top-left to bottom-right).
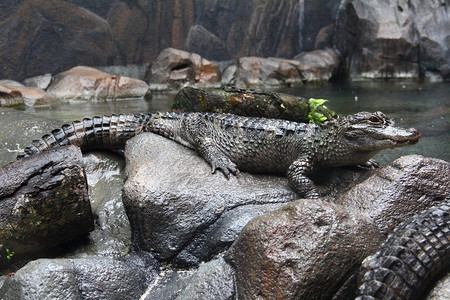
0, 257, 148, 299
149, 48, 221, 90
46, 66, 149, 100
0, 145, 93, 266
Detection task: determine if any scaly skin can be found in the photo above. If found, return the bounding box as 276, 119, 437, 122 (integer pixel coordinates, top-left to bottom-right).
17, 111, 420, 198
357, 201, 450, 300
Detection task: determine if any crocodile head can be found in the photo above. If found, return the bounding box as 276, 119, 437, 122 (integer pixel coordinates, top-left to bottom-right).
340, 111, 420, 151
320, 111, 420, 167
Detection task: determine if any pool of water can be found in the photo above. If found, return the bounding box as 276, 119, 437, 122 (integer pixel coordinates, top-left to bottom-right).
23, 81, 449, 165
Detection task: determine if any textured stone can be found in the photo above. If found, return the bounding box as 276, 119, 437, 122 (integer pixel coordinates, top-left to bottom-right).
149, 48, 221, 90
22, 74, 53, 90
336, 0, 450, 80
0, 0, 117, 81
122, 133, 298, 266
0, 145, 93, 264
293, 48, 341, 81
46, 66, 149, 100
0, 257, 148, 300
184, 25, 229, 61
225, 199, 382, 300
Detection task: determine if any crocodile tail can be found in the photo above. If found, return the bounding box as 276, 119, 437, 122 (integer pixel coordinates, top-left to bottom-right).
17, 113, 154, 159
356, 201, 450, 300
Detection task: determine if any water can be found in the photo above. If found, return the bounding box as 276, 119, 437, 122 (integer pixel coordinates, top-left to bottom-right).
23, 81, 449, 165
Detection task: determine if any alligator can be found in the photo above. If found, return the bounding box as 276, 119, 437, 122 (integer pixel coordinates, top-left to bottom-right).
357, 201, 450, 300
17, 111, 420, 198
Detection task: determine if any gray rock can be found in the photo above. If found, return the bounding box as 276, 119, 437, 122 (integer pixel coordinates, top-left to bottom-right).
22, 73, 53, 90
142, 257, 235, 300
184, 25, 229, 61
336, 0, 450, 80
149, 48, 221, 90
336, 155, 450, 235
122, 133, 298, 265
0, 108, 63, 166
0, 145, 93, 265
63, 152, 131, 259
0, 257, 148, 300
426, 273, 450, 300
293, 48, 340, 81
0, 82, 53, 107
233, 57, 303, 88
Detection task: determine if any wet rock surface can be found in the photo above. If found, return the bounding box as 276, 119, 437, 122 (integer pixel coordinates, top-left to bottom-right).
0, 257, 148, 300
142, 257, 235, 300
0, 145, 93, 265
123, 133, 298, 266
46, 66, 149, 100
225, 155, 449, 299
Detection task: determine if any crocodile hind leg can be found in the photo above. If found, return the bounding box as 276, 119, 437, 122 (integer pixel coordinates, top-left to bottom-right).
357, 201, 450, 300
181, 116, 240, 178
286, 157, 319, 199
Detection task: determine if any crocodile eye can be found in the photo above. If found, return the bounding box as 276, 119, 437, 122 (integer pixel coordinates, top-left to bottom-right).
369, 116, 381, 123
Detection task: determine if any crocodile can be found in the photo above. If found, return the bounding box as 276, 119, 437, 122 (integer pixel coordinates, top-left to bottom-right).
17, 111, 420, 198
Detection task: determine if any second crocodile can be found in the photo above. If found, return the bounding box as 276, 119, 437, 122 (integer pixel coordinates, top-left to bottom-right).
17, 111, 420, 198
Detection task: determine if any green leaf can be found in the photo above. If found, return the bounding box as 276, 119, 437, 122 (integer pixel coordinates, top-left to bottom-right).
308, 98, 329, 124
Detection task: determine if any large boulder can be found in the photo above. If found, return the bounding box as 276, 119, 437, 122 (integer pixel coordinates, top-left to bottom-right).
0, 145, 94, 266
293, 48, 341, 81
0, 0, 117, 81
0, 82, 53, 107
225, 155, 449, 299
336, 0, 450, 80
122, 133, 298, 266
149, 48, 221, 90
46, 66, 149, 100
0, 257, 148, 299
184, 25, 229, 61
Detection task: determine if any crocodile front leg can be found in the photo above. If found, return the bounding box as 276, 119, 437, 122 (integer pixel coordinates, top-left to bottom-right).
181, 116, 240, 178
287, 157, 319, 199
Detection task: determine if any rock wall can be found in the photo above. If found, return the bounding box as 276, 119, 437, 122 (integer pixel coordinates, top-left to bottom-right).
0, 0, 448, 81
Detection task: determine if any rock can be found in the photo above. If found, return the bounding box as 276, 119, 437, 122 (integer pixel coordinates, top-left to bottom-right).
225, 155, 449, 299
22, 74, 53, 90
0, 257, 148, 299
0, 145, 94, 266
336, 155, 450, 235
0, 82, 53, 107
293, 48, 341, 81
335, 0, 450, 80
172, 86, 336, 122
63, 152, 131, 259
0, 108, 63, 165
225, 199, 383, 300
426, 273, 450, 300
122, 133, 298, 266
184, 25, 229, 61
46, 66, 149, 100
231, 57, 303, 88
0, 0, 117, 81
142, 257, 235, 300
149, 48, 221, 90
